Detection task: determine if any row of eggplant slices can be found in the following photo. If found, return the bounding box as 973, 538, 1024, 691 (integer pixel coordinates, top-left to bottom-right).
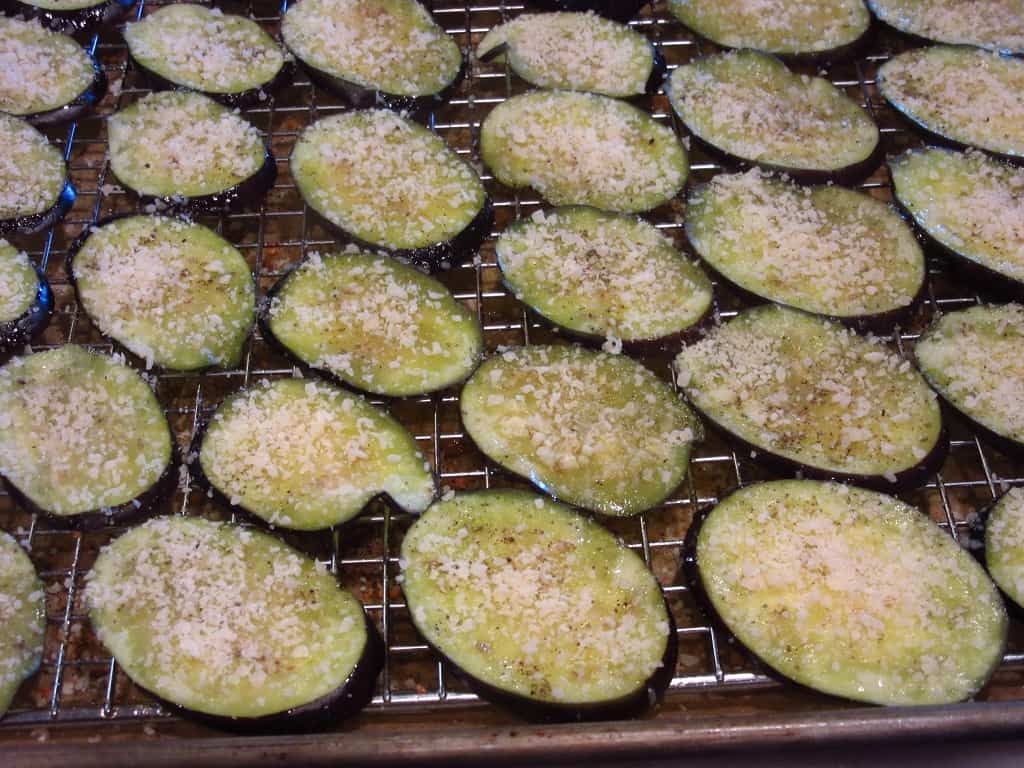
1, 0, 1024, 732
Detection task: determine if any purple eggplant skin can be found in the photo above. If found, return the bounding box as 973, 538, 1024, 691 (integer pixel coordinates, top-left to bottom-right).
528, 0, 647, 22
0, 0, 135, 34
0, 268, 52, 357
130, 57, 297, 111
22, 53, 107, 128
926, 392, 1024, 462
967, 493, 1024, 620
0, 179, 75, 237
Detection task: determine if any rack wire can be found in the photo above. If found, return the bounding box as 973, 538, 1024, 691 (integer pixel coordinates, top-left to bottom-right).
2, 0, 1023, 732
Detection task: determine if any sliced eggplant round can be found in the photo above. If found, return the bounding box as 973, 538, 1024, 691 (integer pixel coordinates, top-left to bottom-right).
0, 240, 52, 354
667, 50, 880, 184
674, 305, 945, 490
401, 489, 675, 722
0, 345, 174, 528
685, 479, 1007, 706
68, 215, 255, 371
867, 0, 1024, 55
890, 147, 1024, 298
0, 0, 135, 34
281, 0, 463, 112
0, 530, 44, 718
496, 206, 713, 345
87, 515, 383, 732
481, 90, 688, 214
0, 16, 106, 126
878, 46, 1024, 161
195, 378, 436, 531
107, 91, 275, 215
476, 12, 663, 98
685, 168, 925, 330
264, 250, 483, 397
0, 113, 74, 235
980, 487, 1024, 610
528, 0, 646, 21
915, 303, 1024, 457
667, 0, 870, 61
124, 4, 293, 109
290, 110, 491, 270
460, 345, 702, 516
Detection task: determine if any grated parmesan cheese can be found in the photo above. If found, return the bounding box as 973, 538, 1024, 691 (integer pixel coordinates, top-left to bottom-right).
867, 0, 1024, 53
0, 531, 44, 715
0, 240, 40, 324
0, 113, 66, 220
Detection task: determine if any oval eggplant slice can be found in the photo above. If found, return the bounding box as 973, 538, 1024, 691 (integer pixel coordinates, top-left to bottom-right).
980, 487, 1024, 610
866, 0, 1024, 55
890, 147, 1024, 297
481, 90, 688, 213
0, 0, 135, 34
68, 215, 255, 371
685, 479, 1007, 706
0, 531, 44, 718
401, 490, 675, 722
496, 207, 713, 345
0, 240, 52, 354
878, 46, 1024, 161
195, 378, 436, 530
915, 303, 1024, 457
674, 305, 944, 489
0, 113, 74, 235
264, 251, 482, 397
529, 0, 646, 21
476, 12, 662, 98
87, 516, 383, 732
281, 0, 462, 112
460, 345, 701, 516
685, 168, 924, 329
0, 345, 174, 528
667, 50, 880, 184
0, 16, 106, 126
290, 110, 491, 270
667, 0, 870, 61
107, 91, 275, 214
124, 5, 292, 109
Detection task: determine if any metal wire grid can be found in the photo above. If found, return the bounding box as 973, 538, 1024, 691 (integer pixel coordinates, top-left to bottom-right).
1, 0, 1023, 730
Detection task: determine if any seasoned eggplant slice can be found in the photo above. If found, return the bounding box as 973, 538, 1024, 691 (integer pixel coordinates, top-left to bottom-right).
878, 46, 1024, 161
0, 240, 52, 354
890, 147, 1024, 297
87, 516, 383, 732
481, 90, 688, 213
667, 50, 879, 183
1, 0, 135, 34
0, 113, 73, 235
281, 0, 462, 112
290, 110, 490, 269
401, 490, 675, 722
529, 0, 646, 20
461, 345, 701, 516
68, 215, 255, 371
0, 345, 174, 528
0, 531, 44, 718
980, 487, 1024, 610
915, 304, 1024, 456
674, 305, 944, 489
196, 378, 436, 530
107, 91, 275, 214
685, 479, 1007, 706
667, 0, 870, 60
496, 207, 713, 345
476, 12, 663, 97
867, 0, 1024, 55
685, 169, 924, 329
264, 251, 482, 397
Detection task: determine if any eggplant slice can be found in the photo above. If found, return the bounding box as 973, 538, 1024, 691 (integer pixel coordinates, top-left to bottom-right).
281, 0, 463, 112
481, 90, 688, 213
476, 12, 664, 97
0, 531, 44, 718
0, 345, 174, 529
87, 516, 383, 732
528, 0, 646, 20
685, 168, 925, 330
290, 110, 491, 270
685, 479, 1007, 706
0, 113, 74, 235
401, 490, 676, 722
195, 378, 437, 531
867, 0, 1024, 55
878, 46, 1024, 161
461, 345, 701, 516
915, 303, 1024, 457
107, 91, 275, 215
264, 251, 482, 397
667, 50, 880, 184
0, 240, 52, 354
68, 215, 255, 371
890, 147, 1024, 298
0, 16, 106, 126
674, 305, 945, 490
978, 487, 1024, 611
0, 0, 135, 34
667, 0, 870, 61
124, 4, 293, 109
496, 206, 713, 345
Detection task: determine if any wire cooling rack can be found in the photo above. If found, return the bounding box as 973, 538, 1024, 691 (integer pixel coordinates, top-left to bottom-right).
2, 0, 1024, 736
